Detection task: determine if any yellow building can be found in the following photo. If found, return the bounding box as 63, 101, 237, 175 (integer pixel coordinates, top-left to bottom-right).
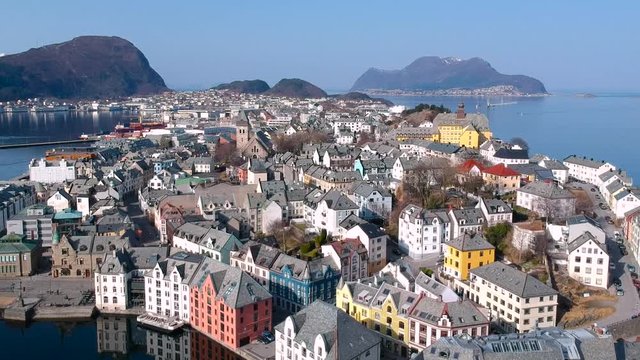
433, 103, 492, 149
443, 232, 495, 281
337, 278, 416, 358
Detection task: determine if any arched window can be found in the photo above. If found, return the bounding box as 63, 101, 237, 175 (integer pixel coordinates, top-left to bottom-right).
103, 296, 109, 304
113, 297, 118, 304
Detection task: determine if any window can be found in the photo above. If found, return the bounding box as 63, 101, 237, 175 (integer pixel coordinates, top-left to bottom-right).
103, 296, 108, 304
597, 258, 604, 265
575, 256, 581, 263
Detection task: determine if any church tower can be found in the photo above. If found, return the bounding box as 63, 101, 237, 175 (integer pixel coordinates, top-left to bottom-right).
236, 120, 250, 150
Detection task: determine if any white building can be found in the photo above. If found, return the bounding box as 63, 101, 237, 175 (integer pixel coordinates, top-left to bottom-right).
144, 252, 202, 322
348, 182, 392, 220
566, 215, 605, 244
345, 223, 388, 274
398, 204, 450, 258
333, 118, 372, 135
567, 232, 609, 289
274, 300, 381, 360
321, 238, 368, 282
230, 242, 281, 287
463, 262, 558, 333
538, 159, 569, 184
563, 155, 615, 185
46, 189, 73, 212
95, 250, 130, 312
171, 223, 243, 264
29, 158, 77, 184
312, 190, 359, 236
476, 198, 512, 227
413, 271, 459, 303
516, 181, 576, 221
448, 208, 485, 240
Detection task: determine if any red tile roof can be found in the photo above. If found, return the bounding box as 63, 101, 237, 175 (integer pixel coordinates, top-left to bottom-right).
458, 159, 485, 173
483, 163, 520, 177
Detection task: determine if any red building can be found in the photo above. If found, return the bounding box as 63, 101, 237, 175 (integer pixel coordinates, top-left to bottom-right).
190, 266, 272, 349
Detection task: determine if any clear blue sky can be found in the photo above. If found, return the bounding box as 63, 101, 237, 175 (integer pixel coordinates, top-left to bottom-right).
1, 1, 637, 92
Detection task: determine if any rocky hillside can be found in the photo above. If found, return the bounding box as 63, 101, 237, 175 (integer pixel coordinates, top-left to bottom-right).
264, 78, 327, 98
213, 79, 270, 94
351, 56, 546, 94
0, 36, 168, 100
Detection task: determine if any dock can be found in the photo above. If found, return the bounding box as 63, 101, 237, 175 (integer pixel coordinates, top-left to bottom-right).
137, 313, 185, 333
0, 137, 99, 150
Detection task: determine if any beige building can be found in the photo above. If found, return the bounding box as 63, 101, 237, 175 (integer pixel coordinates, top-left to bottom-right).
461, 261, 558, 333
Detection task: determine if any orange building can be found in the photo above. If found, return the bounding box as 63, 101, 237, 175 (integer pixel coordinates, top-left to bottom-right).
482, 163, 521, 194
190, 266, 272, 349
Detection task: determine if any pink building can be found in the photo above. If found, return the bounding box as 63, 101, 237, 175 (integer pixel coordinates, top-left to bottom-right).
190, 266, 272, 349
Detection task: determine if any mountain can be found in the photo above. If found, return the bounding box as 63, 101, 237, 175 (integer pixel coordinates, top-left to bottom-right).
351, 56, 546, 94
264, 78, 327, 98
213, 79, 270, 94
0, 36, 168, 101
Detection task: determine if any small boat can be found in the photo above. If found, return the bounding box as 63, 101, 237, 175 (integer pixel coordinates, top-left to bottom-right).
79, 133, 89, 140
136, 313, 185, 333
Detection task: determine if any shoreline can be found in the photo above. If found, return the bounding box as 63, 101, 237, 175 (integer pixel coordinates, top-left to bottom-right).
362, 90, 551, 97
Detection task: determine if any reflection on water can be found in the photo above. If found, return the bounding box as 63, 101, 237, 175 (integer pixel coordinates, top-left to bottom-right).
96, 315, 246, 360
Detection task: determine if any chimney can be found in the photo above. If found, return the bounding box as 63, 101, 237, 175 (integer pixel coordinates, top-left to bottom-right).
456, 102, 465, 119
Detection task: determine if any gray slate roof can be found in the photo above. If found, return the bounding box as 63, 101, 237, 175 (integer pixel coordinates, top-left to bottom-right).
470, 262, 557, 298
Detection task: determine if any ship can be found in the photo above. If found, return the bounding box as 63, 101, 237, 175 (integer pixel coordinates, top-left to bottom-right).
113, 118, 166, 137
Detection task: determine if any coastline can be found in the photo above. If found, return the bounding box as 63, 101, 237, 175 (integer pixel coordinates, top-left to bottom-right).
361, 89, 551, 97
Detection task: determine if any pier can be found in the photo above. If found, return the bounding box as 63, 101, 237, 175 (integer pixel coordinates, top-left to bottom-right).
0, 137, 99, 150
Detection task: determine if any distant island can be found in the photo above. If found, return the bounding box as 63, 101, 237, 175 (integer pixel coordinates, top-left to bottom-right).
0, 36, 169, 101
213, 78, 391, 104
351, 56, 547, 96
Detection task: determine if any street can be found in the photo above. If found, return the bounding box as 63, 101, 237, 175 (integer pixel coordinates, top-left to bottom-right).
569, 181, 640, 325
124, 195, 161, 246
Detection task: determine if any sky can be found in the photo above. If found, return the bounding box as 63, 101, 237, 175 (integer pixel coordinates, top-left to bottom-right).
1, 1, 638, 92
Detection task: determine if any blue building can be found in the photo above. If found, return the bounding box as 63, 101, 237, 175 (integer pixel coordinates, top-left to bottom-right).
269, 253, 340, 313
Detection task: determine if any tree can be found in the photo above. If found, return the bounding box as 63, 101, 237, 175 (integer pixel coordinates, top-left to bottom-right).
214, 142, 237, 164
485, 223, 512, 255
461, 176, 485, 195
268, 220, 294, 252
403, 158, 456, 208
355, 132, 373, 147
158, 136, 172, 149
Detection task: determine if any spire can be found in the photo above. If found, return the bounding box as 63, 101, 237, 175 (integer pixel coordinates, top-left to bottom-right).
52, 227, 60, 246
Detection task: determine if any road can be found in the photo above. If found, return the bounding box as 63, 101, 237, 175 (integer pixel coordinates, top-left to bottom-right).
124, 196, 160, 246
569, 182, 640, 325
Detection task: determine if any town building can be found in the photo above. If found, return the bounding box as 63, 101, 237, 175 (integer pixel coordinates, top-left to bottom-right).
448, 208, 485, 240
230, 241, 281, 286
6, 204, 55, 247
144, 251, 203, 322
171, 222, 243, 264
0, 233, 40, 277
563, 155, 615, 185
345, 223, 388, 274
482, 163, 520, 194
321, 237, 369, 281
398, 205, 451, 258
476, 198, 513, 227
275, 299, 381, 360
269, 253, 340, 313
190, 262, 272, 349
463, 262, 558, 333
516, 181, 576, 221
29, 158, 77, 184
567, 232, 609, 289
432, 103, 492, 149
0, 184, 37, 235
443, 232, 495, 281
413, 272, 459, 303
418, 327, 621, 360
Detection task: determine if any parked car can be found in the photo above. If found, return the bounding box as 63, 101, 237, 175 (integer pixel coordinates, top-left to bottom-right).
614, 231, 621, 237
261, 330, 275, 343
609, 262, 616, 270
613, 278, 622, 287
628, 265, 636, 273
632, 272, 639, 280
633, 279, 640, 289
617, 289, 625, 296
591, 188, 596, 192
623, 249, 629, 255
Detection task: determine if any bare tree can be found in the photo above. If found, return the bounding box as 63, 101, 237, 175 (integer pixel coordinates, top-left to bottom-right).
267, 219, 295, 252
214, 142, 237, 163
403, 158, 456, 208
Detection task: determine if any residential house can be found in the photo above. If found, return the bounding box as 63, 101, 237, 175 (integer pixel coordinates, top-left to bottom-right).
348, 182, 392, 220
516, 181, 576, 221
482, 164, 520, 194
230, 241, 281, 286
275, 299, 381, 360
443, 232, 495, 281
476, 198, 513, 227
563, 155, 615, 185
413, 272, 459, 303
398, 205, 451, 258
464, 262, 558, 333
567, 232, 609, 289
172, 222, 243, 264
345, 223, 388, 274
312, 190, 359, 236
321, 237, 369, 282
538, 159, 569, 184
448, 208, 486, 240
47, 189, 73, 212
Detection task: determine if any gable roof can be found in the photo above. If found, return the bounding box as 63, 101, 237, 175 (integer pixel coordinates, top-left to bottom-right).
470, 262, 557, 298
